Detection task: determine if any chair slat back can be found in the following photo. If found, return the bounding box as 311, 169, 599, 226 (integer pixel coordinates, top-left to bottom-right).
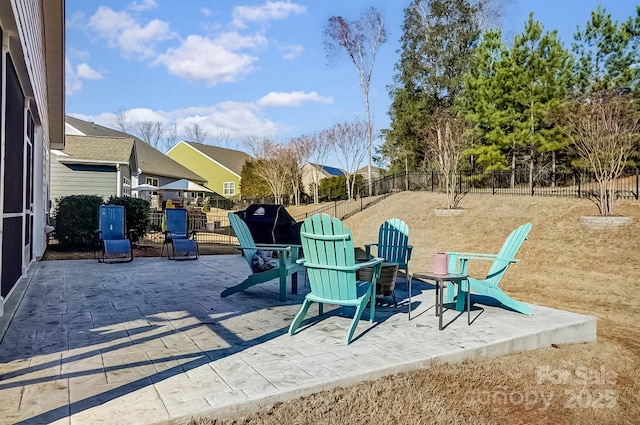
301, 214, 357, 301
165, 208, 189, 238
485, 222, 532, 286
99, 205, 125, 240
377, 218, 410, 264
228, 212, 257, 268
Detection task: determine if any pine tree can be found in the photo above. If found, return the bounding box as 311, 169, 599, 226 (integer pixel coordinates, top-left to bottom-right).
385, 0, 484, 172
459, 15, 572, 188
572, 5, 640, 94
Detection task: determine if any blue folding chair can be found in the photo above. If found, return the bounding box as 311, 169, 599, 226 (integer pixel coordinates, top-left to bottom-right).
161, 208, 199, 260
95, 205, 134, 263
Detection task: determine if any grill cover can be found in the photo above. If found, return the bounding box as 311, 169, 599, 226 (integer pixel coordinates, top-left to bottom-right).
234, 204, 301, 245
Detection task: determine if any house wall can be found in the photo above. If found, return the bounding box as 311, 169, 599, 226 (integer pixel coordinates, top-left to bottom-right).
166, 143, 241, 198
49, 159, 118, 210
301, 163, 327, 195
0, 0, 63, 316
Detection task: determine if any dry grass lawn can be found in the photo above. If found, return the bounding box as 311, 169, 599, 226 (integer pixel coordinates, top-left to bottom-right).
187, 192, 640, 425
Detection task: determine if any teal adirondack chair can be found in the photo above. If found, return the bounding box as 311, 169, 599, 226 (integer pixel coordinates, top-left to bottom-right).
161, 208, 199, 260
364, 218, 413, 286
446, 222, 533, 316
289, 214, 383, 344
222, 212, 300, 301
95, 205, 134, 263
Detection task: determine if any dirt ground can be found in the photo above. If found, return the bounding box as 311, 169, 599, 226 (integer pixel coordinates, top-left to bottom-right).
42, 194, 640, 424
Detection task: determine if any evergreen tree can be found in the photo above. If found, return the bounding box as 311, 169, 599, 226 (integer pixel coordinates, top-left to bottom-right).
385, 0, 484, 172
572, 5, 640, 94
239, 160, 272, 199
460, 15, 572, 188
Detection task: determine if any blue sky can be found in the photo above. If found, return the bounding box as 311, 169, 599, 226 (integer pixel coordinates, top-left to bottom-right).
66, 0, 638, 165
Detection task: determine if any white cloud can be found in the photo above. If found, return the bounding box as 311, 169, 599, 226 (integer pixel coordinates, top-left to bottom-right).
75, 102, 280, 145
128, 0, 158, 12
258, 91, 334, 107
88, 6, 173, 59
65, 58, 83, 95
201, 8, 213, 17
155, 35, 258, 86
281, 44, 303, 60
214, 31, 268, 50
232, 1, 306, 28
76, 63, 103, 80
65, 57, 103, 95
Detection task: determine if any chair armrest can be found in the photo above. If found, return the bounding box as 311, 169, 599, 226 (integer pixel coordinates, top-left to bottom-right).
302, 258, 383, 272
235, 245, 294, 256
255, 243, 297, 250
353, 257, 384, 270
363, 243, 378, 257
458, 255, 519, 263
446, 251, 498, 259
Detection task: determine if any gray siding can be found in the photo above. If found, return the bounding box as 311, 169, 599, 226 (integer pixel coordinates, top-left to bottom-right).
50, 159, 117, 210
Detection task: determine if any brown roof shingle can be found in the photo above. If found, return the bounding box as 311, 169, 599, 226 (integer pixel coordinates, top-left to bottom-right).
61, 135, 134, 163
65, 116, 206, 182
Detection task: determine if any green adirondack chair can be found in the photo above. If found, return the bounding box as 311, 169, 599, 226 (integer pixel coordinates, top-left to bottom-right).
289, 214, 383, 344
222, 212, 300, 301
446, 222, 533, 316
364, 218, 413, 286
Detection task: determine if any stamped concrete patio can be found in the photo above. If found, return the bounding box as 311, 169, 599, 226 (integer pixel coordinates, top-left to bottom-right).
0, 255, 595, 425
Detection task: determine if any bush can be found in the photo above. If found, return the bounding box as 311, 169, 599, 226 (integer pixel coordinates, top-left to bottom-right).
107, 196, 150, 241
54, 195, 103, 248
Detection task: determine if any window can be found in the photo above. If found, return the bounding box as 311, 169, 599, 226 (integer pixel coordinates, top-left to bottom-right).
223, 182, 235, 195
146, 177, 159, 196
123, 177, 131, 196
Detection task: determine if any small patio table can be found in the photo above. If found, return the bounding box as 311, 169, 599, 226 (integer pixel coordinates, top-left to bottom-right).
409, 272, 469, 330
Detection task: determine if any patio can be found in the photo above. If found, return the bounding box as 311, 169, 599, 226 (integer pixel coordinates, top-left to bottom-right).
0, 255, 595, 424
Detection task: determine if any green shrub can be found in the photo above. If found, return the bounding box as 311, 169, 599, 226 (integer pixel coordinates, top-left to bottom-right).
106, 196, 150, 241
54, 195, 103, 248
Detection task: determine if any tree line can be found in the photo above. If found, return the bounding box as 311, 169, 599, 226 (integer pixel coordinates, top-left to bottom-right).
383, 1, 639, 214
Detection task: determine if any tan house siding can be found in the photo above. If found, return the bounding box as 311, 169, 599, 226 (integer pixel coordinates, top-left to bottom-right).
166, 142, 245, 198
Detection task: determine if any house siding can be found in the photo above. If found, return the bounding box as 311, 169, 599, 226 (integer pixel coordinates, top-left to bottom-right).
0, 0, 64, 316
50, 159, 118, 208
166, 143, 240, 198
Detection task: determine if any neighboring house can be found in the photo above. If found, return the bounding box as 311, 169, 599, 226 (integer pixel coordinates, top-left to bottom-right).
64, 116, 207, 204
51, 135, 137, 208
301, 162, 345, 196
356, 165, 385, 181
166, 141, 251, 199
0, 1, 65, 316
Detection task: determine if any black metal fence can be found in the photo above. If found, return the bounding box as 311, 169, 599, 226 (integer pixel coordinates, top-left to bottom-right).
140, 167, 638, 245
369, 168, 640, 200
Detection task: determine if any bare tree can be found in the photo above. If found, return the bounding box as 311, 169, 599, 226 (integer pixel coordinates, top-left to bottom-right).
185, 123, 209, 144
287, 135, 314, 205
308, 131, 334, 204
420, 109, 471, 209
566, 91, 639, 216
328, 120, 369, 200
324, 7, 387, 195
245, 137, 290, 204
163, 122, 179, 152
133, 120, 165, 149
113, 109, 130, 132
